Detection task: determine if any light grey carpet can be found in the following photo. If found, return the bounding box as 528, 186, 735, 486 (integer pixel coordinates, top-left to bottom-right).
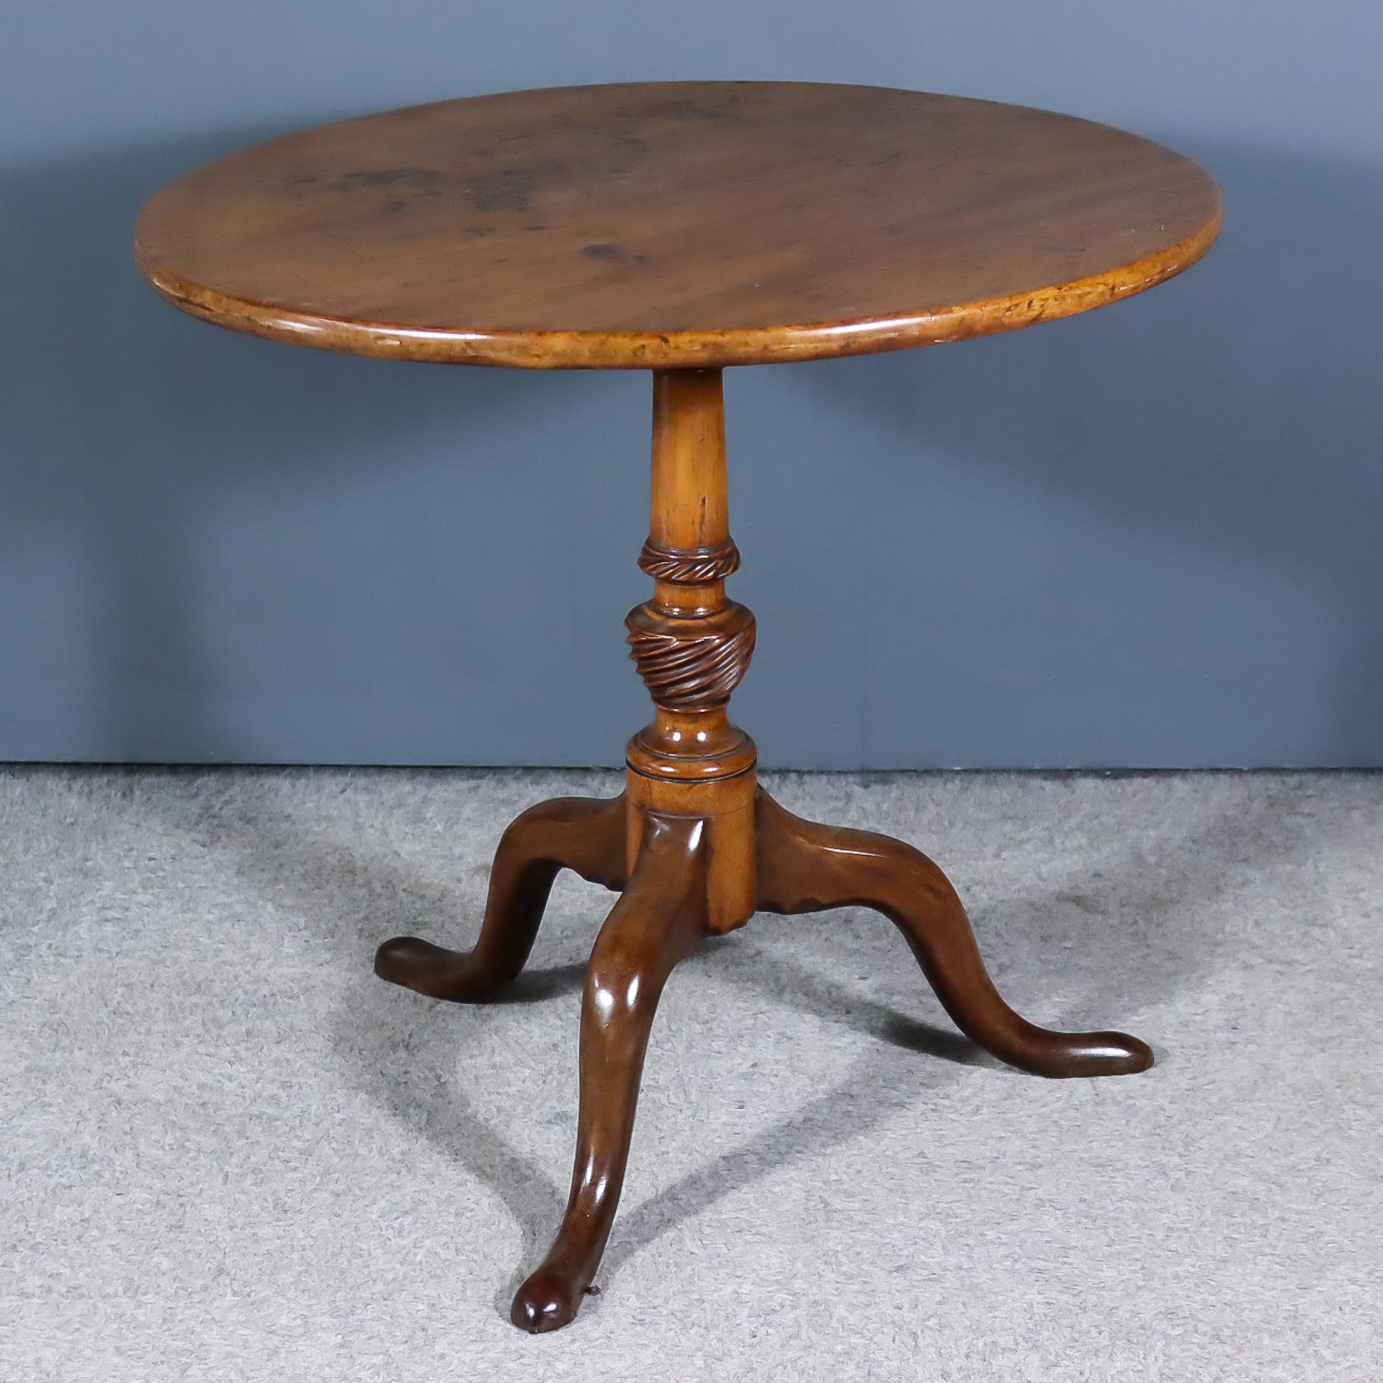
2, 767, 1380, 1381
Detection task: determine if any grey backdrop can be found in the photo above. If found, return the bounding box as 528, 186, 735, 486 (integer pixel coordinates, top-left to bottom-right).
3, 2, 1381, 767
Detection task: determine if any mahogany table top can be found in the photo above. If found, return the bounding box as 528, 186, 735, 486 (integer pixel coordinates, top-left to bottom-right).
135, 81, 1221, 370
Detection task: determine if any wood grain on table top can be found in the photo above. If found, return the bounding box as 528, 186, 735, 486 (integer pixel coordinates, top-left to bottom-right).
135, 81, 1222, 369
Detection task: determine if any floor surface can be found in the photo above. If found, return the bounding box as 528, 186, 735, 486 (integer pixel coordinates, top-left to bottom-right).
3, 767, 1380, 1381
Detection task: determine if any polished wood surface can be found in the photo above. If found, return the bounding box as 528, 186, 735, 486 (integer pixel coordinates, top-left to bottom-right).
371, 368, 1157, 1331
139, 83, 1207, 1332
511, 812, 708, 1332
374, 794, 626, 1000
135, 81, 1220, 369
754, 792, 1151, 1077
624, 369, 757, 932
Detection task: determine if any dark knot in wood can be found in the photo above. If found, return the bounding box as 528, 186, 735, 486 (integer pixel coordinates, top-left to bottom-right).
637, 538, 741, 585
625, 602, 756, 710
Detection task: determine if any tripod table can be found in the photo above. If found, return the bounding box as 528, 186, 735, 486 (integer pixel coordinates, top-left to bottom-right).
135, 81, 1221, 1332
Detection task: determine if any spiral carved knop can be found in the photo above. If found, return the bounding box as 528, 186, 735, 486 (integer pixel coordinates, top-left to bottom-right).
637, 538, 741, 585
625, 602, 756, 710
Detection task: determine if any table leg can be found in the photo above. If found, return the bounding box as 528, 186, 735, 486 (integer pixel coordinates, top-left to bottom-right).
373, 794, 626, 1001
753, 790, 1153, 1077
510, 812, 707, 1332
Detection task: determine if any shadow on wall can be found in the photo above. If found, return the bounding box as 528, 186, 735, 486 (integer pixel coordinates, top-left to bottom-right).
0, 129, 647, 763
796, 140, 1383, 768
0, 131, 1380, 765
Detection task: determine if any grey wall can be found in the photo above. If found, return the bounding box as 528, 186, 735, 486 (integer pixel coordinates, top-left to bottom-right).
3, 2, 1381, 767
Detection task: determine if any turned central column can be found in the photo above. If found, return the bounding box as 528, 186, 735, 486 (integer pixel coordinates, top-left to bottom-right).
623, 368, 757, 931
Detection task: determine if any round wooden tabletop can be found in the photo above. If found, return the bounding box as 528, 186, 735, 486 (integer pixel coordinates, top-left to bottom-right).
136, 82, 1221, 370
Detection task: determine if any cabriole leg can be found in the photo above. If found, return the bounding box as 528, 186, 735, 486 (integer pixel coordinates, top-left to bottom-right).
511, 812, 707, 1331
754, 791, 1152, 1077
374, 794, 627, 1001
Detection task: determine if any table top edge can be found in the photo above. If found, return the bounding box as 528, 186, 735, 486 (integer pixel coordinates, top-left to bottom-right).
136, 200, 1221, 370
